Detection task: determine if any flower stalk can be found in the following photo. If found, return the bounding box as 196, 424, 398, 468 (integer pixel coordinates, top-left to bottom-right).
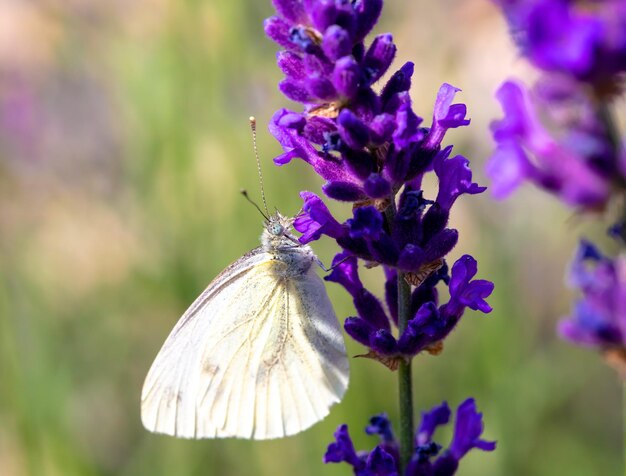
397, 272, 414, 472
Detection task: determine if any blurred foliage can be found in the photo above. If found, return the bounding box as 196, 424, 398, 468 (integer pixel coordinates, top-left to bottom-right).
0, 0, 620, 475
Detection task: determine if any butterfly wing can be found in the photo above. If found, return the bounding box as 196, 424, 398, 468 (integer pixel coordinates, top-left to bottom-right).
141, 248, 349, 439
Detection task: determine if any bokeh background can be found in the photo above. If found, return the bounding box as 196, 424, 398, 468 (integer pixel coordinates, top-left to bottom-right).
0, 1, 622, 475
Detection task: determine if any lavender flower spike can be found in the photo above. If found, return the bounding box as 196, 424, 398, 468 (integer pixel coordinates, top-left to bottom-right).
266, 0, 494, 469
558, 240, 626, 374
487, 80, 612, 209
493, 0, 626, 86
325, 399, 495, 476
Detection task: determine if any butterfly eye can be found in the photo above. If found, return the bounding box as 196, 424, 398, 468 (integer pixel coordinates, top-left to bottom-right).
269, 223, 284, 236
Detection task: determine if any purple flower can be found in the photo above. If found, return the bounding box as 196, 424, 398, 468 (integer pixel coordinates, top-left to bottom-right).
323, 424, 398, 476
329, 251, 492, 361
294, 191, 344, 243
266, 0, 386, 106
424, 84, 471, 150
487, 80, 614, 209
324, 424, 363, 468
266, 1, 474, 203
493, 0, 626, 85
397, 255, 494, 357
434, 146, 486, 212
558, 241, 626, 352
415, 402, 450, 446
326, 252, 393, 332
266, 2, 496, 470
325, 399, 495, 476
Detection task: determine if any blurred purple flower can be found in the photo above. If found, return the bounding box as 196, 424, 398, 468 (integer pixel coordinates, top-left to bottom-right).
486, 79, 615, 209
493, 0, 626, 85
558, 240, 626, 352
325, 399, 495, 476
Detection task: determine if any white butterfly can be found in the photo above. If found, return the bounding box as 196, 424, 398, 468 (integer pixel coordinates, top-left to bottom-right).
141, 212, 349, 439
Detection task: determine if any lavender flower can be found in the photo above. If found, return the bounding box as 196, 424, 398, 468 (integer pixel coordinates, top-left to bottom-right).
265, 0, 493, 367
325, 250, 493, 363
324, 399, 496, 476
558, 240, 626, 373
490, 0, 626, 374
486, 78, 618, 209
488, 0, 626, 210
266, 0, 495, 470
493, 0, 626, 86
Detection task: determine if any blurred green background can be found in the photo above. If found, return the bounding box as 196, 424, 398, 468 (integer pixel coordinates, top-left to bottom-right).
0, 1, 621, 475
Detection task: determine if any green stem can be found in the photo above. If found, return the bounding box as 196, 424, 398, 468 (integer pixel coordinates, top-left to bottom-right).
397, 272, 414, 472
384, 200, 415, 472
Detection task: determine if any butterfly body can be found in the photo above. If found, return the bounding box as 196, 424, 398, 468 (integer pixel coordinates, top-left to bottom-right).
141, 213, 349, 440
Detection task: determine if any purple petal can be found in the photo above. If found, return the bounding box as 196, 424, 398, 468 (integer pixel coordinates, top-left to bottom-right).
489, 80, 609, 208
397, 302, 440, 356
380, 62, 414, 106
370, 329, 399, 355
304, 116, 336, 144
392, 102, 424, 150
362, 34, 396, 85
277, 51, 306, 80
369, 113, 396, 144
364, 173, 391, 198
448, 255, 494, 315
270, 109, 351, 181
280, 78, 315, 103
337, 109, 370, 149
272, 0, 306, 23
354, 0, 383, 41
365, 446, 398, 476
295, 191, 344, 243
434, 149, 486, 211
356, 288, 392, 330
307, 0, 356, 34
416, 401, 451, 446
486, 141, 534, 199
366, 414, 395, 442
396, 244, 426, 271
344, 317, 376, 347
322, 26, 353, 62
425, 83, 469, 150
524, 1, 601, 78
325, 252, 361, 295
347, 206, 383, 240
332, 56, 361, 99
264, 16, 298, 50
324, 424, 363, 468
558, 302, 622, 348
323, 180, 367, 201
306, 75, 337, 101
448, 399, 496, 459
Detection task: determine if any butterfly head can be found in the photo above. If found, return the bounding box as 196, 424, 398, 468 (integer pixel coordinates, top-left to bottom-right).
262, 212, 300, 251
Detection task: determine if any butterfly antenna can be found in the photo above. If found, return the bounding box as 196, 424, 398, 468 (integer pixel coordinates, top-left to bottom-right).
241, 189, 269, 221
249, 116, 270, 218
